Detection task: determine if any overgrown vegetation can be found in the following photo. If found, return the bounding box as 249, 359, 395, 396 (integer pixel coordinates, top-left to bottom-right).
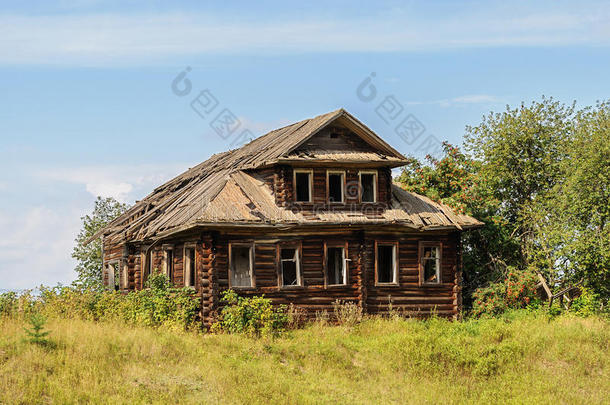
212, 290, 288, 336
397, 98, 610, 315
0, 273, 200, 331
1, 311, 607, 404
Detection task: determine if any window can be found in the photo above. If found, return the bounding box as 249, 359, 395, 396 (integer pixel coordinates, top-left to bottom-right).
359, 171, 377, 203
327, 171, 345, 203
419, 242, 441, 284
106, 261, 120, 291
121, 260, 129, 290
294, 170, 312, 202
376, 242, 398, 285
184, 245, 196, 288
326, 244, 347, 286
279, 246, 301, 287
230, 244, 254, 288
163, 245, 174, 281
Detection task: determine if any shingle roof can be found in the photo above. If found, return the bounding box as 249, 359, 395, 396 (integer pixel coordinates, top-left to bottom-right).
91, 109, 482, 244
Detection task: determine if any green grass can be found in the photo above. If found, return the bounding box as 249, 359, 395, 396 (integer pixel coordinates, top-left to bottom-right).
1, 312, 608, 404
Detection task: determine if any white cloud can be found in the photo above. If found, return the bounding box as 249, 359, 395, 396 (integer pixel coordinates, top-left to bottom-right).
0, 4, 608, 66
450, 95, 501, 104
35, 163, 189, 202
407, 94, 503, 107
0, 206, 81, 290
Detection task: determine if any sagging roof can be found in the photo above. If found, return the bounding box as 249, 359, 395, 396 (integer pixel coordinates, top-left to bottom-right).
91, 109, 482, 244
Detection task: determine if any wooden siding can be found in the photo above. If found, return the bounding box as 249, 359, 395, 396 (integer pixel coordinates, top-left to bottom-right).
278, 166, 393, 207
106, 229, 461, 328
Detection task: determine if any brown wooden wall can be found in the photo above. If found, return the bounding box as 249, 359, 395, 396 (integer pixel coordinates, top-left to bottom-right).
106, 230, 461, 327
254, 165, 393, 209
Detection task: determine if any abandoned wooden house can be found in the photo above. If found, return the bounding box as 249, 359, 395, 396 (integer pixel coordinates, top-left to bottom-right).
92, 108, 482, 326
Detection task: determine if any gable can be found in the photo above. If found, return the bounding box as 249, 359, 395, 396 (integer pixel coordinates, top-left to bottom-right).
290, 124, 382, 156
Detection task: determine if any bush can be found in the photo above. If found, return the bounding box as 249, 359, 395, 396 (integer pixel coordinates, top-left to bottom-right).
332, 300, 363, 326
471, 268, 539, 317
212, 290, 287, 336
2, 273, 200, 331
570, 288, 606, 317
0, 291, 18, 318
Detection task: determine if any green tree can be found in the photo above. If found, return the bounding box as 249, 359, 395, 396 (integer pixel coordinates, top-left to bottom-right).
534, 102, 610, 299
397, 142, 520, 307
72, 197, 130, 289
464, 97, 576, 264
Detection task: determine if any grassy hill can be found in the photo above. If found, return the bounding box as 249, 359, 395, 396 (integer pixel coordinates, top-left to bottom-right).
1, 312, 608, 404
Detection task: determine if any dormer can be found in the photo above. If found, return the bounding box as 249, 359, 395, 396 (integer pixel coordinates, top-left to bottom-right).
256, 111, 408, 209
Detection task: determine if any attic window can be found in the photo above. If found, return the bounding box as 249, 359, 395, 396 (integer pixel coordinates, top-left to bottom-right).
330, 132, 340, 139
359, 171, 377, 203
294, 169, 312, 202
279, 246, 301, 287
419, 242, 441, 285
230, 243, 254, 288
327, 171, 345, 203
376, 242, 398, 285
184, 245, 196, 288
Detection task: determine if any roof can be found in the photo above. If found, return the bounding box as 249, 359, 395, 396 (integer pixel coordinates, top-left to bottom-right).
91, 109, 482, 244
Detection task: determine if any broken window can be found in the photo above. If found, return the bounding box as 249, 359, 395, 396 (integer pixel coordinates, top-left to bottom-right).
184, 247, 196, 287
107, 262, 120, 291
360, 171, 377, 203
326, 246, 346, 285
294, 170, 312, 202
230, 245, 253, 287
163, 248, 174, 282
327, 171, 344, 203
280, 247, 301, 287
420, 244, 441, 284
376, 243, 397, 284
121, 261, 129, 290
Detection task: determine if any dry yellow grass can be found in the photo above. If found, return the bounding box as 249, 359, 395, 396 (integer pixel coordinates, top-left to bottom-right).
1, 312, 608, 404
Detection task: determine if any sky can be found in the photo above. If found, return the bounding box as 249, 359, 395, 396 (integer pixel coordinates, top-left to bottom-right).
1, 0, 610, 290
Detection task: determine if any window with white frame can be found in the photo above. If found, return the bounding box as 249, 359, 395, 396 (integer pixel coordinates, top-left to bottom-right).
419, 242, 441, 284
294, 169, 313, 202
327, 171, 345, 203
359, 171, 377, 203
184, 245, 196, 288
279, 246, 301, 287
376, 242, 398, 284
230, 244, 254, 288
326, 244, 347, 286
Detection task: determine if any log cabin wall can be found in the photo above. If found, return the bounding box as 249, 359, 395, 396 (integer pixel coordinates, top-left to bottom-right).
271, 165, 393, 208
206, 230, 460, 326
106, 230, 461, 326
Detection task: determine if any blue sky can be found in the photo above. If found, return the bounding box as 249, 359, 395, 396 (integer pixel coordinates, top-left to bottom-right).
1, 0, 610, 289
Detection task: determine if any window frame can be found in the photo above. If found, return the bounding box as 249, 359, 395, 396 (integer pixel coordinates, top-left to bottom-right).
228, 242, 255, 289
324, 241, 349, 287
162, 244, 174, 282
106, 260, 120, 291
375, 241, 399, 286
293, 169, 313, 203
183, 243, 197, 288
121, 259, 129, 290
358, 170, 378, 203
418, 241, 442, 286
277, 242, 303, 289
326, 170, 346, 204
